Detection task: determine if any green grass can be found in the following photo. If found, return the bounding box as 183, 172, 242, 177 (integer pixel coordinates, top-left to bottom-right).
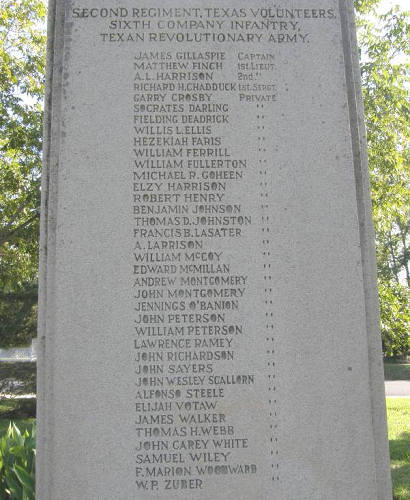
385, 361, 410, 381
387, 398, 410, 500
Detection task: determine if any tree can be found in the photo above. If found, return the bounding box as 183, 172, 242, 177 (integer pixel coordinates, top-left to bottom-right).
356, 3, 410, 357
0, 0, 46, 347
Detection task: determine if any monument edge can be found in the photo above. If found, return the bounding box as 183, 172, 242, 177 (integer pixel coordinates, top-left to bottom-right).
339, 1, 392, 498
36, 0, 68, 498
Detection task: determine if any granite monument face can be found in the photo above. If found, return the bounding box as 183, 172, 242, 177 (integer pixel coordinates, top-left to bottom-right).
37, 1, 392, 498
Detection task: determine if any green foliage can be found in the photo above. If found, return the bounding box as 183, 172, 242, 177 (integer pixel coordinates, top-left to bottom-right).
354, 0, 382, 15
379, 280, 410, 357
0, 0, 46, 347
0, 420, 34, 438
356, 4, 410, 357
0, 422, 35, 499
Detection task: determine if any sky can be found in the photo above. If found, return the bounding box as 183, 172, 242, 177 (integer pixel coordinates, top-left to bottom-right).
378, 0, 409, 11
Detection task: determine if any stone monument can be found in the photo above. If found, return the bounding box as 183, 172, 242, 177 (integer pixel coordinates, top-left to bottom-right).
37, 1, 392, 498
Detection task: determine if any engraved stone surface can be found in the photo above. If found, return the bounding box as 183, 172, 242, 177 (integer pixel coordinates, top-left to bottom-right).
37, 1, 392, 499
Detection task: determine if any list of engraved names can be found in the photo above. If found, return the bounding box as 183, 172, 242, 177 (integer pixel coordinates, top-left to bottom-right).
69, 4, 338, 494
